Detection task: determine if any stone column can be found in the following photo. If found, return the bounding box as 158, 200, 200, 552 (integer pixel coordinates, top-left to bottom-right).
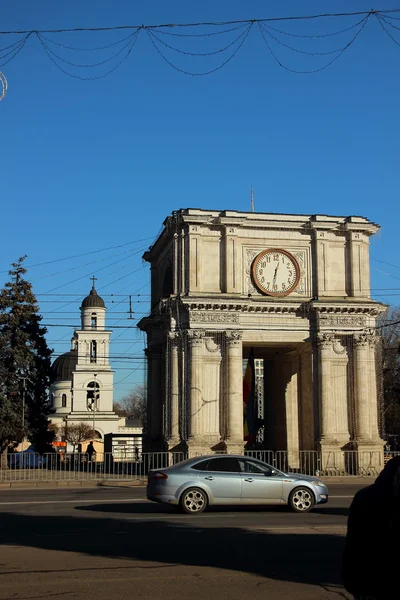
317, 333, 350, 472
298, 344, 314, 450
172, 233, 179, 294
187, 331, 205, 454
354, 332, 371, 442
168, 332, 180, 448
226, 331, 245, 454
368, 337, 380, 441
284, 354, 300, 469
353, 331, 384, 467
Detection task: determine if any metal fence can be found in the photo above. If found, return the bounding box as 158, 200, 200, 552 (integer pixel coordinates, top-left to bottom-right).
0, 449, 395, 482
1, 452, 185, 482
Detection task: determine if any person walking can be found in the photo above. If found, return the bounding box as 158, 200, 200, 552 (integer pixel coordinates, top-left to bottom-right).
86, 441, 96, 462
342, 455, 400, 599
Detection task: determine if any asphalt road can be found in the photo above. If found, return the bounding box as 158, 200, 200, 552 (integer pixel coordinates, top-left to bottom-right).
0, 483, 366, 600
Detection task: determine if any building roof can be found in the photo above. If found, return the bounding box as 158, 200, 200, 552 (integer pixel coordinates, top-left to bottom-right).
80, 286, 105, 309
51, 349, 78, 382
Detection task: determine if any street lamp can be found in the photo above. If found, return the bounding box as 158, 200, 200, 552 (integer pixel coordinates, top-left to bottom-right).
17, 372, 30, 450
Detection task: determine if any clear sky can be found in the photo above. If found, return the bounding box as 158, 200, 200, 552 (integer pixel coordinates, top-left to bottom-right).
1, 1, 399, 401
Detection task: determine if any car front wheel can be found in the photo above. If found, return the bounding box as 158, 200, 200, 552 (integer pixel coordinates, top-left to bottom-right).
289, 487, 315, 513
180, 487, 208, 514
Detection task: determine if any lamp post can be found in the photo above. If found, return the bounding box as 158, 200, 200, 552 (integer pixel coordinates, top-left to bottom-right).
17, 374, 28, 450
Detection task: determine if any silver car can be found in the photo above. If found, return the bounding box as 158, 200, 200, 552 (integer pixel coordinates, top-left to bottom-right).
147, 454, 328, 514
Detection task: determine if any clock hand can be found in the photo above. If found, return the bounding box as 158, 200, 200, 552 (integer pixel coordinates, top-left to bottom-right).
273, 263, 280, 283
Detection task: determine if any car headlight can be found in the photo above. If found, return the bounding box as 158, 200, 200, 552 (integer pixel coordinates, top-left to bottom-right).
312, 480, 326, 487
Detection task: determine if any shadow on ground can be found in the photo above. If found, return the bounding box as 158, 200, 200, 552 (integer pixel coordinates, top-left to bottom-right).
0, 509, 347, 590
75, 501, 349, 518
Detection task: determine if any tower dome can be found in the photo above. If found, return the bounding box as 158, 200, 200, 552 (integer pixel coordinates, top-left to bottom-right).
80, 286, 105, 309
51, 349, 78, 382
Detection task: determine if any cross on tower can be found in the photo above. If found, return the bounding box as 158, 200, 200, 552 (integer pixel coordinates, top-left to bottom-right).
90, 275, 97, 289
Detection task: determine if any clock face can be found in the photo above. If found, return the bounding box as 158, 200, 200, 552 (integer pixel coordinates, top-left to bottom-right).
252, 249, 300, 297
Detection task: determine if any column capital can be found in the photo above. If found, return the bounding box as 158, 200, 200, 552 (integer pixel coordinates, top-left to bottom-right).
226, 331, 243, 346
168, 331, 181, 345
354, 329, 376, 348
187, 330, 204, 346
316, 332, 335, 348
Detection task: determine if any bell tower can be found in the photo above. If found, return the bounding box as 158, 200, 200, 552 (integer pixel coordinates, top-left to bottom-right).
50, 278, 122, 439
70, 279, 116, 428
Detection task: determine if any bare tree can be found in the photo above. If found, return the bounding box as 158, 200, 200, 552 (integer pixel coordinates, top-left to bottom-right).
379, 308, 400, 448
113, 384, 146, 428
61, 423, 94, 452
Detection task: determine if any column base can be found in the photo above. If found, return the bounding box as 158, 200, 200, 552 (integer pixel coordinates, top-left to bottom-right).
355, 439, 385, 474
318, 439, 348, 474
167, 438, 180, 449
225, 440, 245, 455
187, 436, 221, 458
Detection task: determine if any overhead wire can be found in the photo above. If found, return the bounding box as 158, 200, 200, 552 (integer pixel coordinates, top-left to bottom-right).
43, 245, 147, 294
38, 30, 139, 51
35, 28, 141, 80
36, 30, 139, 69
0, 236, 154, 273
257, 15, 369, 74
1, 9, 399, 78
264, 15, 370, 39
147, 22, 250, 57
1, 9, 400, 35
259, 22, 367, 56
151, 23, 249, 38
145, 22, 253, 77
0, 33, 30, 67
33, 247, 147, 281
376, 13, 400, 46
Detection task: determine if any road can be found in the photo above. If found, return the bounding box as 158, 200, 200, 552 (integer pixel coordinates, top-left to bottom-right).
0, 483, 365, 600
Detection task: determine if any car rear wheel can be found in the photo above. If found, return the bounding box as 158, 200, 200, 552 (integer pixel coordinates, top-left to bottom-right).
180, 488, 208, 514
289, 487, 315, 513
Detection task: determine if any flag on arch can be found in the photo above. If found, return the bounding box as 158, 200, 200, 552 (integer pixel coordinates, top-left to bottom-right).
243, 348, 257, 445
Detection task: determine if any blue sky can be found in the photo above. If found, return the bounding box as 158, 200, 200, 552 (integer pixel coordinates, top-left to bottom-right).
1, 1, 399, 400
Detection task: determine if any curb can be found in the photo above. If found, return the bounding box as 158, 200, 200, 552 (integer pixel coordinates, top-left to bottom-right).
0, 480, 147, 489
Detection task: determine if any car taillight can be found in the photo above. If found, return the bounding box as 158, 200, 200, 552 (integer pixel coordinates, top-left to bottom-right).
152, 472, 168, 480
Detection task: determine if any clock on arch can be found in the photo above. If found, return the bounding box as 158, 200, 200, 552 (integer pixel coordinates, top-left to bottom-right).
251, 249, 300, 297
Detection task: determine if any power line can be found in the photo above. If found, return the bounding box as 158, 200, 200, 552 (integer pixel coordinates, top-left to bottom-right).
0, 236, 154, 273
0, 9, 399, 82
1, 9, 400, 35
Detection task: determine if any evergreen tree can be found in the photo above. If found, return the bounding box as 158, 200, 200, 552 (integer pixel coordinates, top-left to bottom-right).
0, 256, 53, 453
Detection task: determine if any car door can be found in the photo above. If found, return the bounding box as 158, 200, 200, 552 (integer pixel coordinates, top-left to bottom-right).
196, 456, 242, 504
239, 459, 283, 503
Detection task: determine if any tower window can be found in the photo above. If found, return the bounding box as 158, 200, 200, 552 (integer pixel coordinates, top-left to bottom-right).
91, 314, 97, 329
87, 381, 100, 411
90, 341, 97, 363
62, 394, 67, 408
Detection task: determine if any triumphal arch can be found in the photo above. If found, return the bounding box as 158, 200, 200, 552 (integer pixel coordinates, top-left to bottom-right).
138, 209, 385, 465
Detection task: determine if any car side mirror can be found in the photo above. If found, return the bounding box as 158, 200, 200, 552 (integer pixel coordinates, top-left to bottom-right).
267, 469, 278, 476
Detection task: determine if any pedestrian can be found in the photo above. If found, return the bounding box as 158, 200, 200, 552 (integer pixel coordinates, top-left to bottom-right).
86, 441, 96, 462
342, 455, 400, 599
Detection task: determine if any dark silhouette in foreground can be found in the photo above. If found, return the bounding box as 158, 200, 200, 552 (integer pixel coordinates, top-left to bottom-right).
342, 456, 400, 599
